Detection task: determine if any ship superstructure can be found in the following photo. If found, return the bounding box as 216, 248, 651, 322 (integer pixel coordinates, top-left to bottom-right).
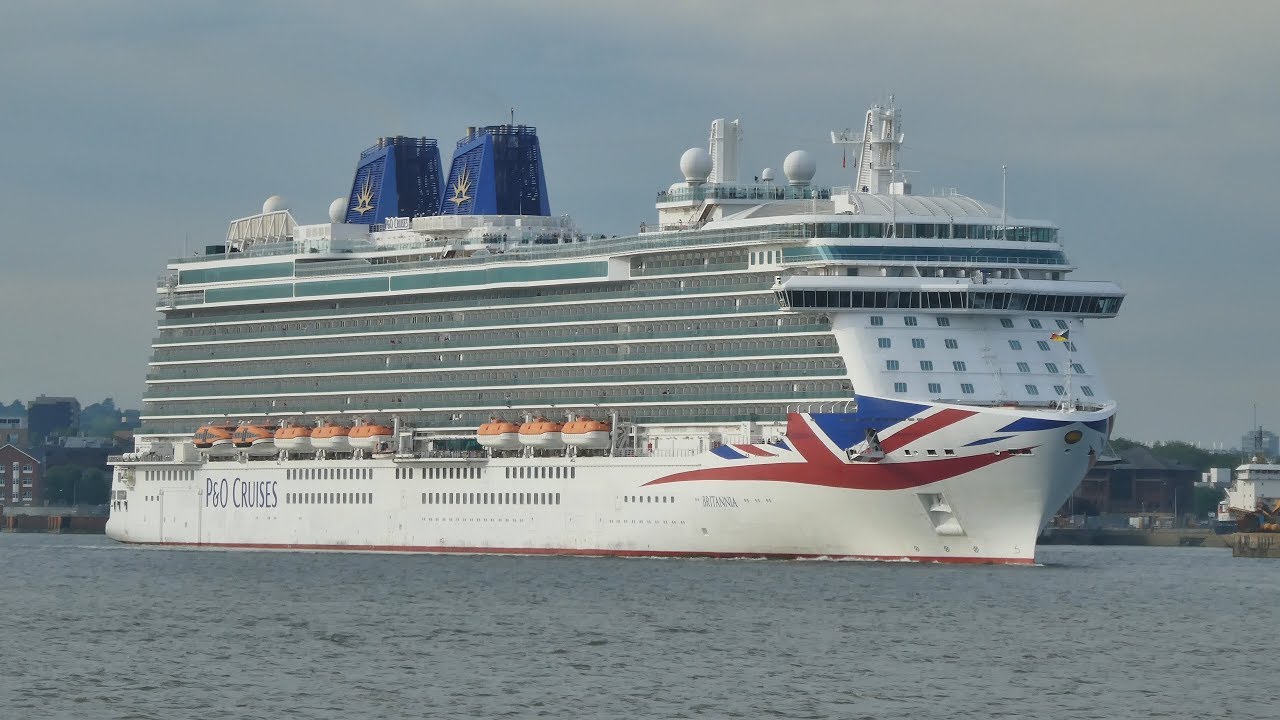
109, 102, 1124, 563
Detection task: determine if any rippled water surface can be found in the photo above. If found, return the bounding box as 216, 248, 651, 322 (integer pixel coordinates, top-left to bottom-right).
1, 535, 1273, 718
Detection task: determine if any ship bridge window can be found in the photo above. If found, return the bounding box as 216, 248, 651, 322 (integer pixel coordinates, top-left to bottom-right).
1029, 319, 1043, 329
1037, 341, 1051, 351
904, 316, 918, 326
960, 383, 975, 394
894, 382, 908, 393
1081, 386, 1095, 397
936, 317, 951, 327
1009, 340, 1022, 350
1025, 385, 1040, 396
1017, 362, 1030, 373
1000, 318, 1014, 328
886, 360, 899, 371
1072, 363, 1085, 374
944, 339, 959, 349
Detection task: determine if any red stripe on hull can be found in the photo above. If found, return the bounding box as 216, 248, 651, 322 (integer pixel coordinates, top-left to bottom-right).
878, 408, 977, 453
734, 444, 774, 457
121, 540, 1036, 565
645, 447, 1031, 490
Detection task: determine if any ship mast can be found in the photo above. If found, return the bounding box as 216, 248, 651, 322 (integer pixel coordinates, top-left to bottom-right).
831, 96, 904, 194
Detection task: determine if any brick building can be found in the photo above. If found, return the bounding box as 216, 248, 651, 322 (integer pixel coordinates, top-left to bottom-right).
1061, 446, 1199, 517
1, 444, 42, 506
0, 417, 28, 448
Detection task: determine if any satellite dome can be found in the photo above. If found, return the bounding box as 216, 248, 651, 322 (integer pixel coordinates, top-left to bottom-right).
783, 151, 816, 186
262, 195, 288, 214
679, 147, 712, 184
328, 197, 347, 224
760, 168, 775, 183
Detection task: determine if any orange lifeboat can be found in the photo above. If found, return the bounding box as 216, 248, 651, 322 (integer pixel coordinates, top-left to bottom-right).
273, 421, 313, 452
518, 417, 564, 449
311, 419, 352, 452
349, 418, 394, 452
561, 416, 612, 449
192, 423, 236, 456
233, 422, 279, 456
477, 418, 521, 450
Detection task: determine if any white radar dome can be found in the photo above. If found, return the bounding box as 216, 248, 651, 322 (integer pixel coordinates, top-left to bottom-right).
262, 195, 288, 214
760, 168, 775, 183
328, 197, 348, 224
783, 151, 816, 186
679, 147, 712, 184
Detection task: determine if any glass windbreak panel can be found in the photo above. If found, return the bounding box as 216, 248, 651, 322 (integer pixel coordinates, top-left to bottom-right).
295, 277, 390, 297
783, 245, 1067, 265
391, 261, 609, 292
178, 262, 294, 285
205, 284, 293, 303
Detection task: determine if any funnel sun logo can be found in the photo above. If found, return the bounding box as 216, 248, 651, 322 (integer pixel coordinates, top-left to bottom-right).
351, 176, 375, 215
449, 166, 473, 206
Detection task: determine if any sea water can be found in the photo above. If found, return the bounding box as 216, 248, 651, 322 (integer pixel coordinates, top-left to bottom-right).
0, 534, 1272, 718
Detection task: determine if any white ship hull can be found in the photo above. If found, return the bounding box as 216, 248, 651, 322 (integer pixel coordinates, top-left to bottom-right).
108, 400, 1112, 564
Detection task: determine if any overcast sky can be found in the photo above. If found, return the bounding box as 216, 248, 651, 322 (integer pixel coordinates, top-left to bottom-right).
2, 1, 1277, 448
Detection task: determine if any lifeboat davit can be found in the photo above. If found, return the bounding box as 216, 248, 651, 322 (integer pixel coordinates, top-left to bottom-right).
518, 417, 565, 449
349, 419, 394, 452
477, 418, 522, 450
232, 422, 279, 457
561, 417, 612, 449
273, 422, 313, 452
192, 424, 236, 456
311, 420, 352, 452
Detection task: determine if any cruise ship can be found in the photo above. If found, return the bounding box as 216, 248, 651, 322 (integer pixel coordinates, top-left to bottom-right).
107, 101, 1124, 563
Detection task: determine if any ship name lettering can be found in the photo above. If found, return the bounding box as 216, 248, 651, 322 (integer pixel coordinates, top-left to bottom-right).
700, 495, 739, 509
205, 477, 278, 509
